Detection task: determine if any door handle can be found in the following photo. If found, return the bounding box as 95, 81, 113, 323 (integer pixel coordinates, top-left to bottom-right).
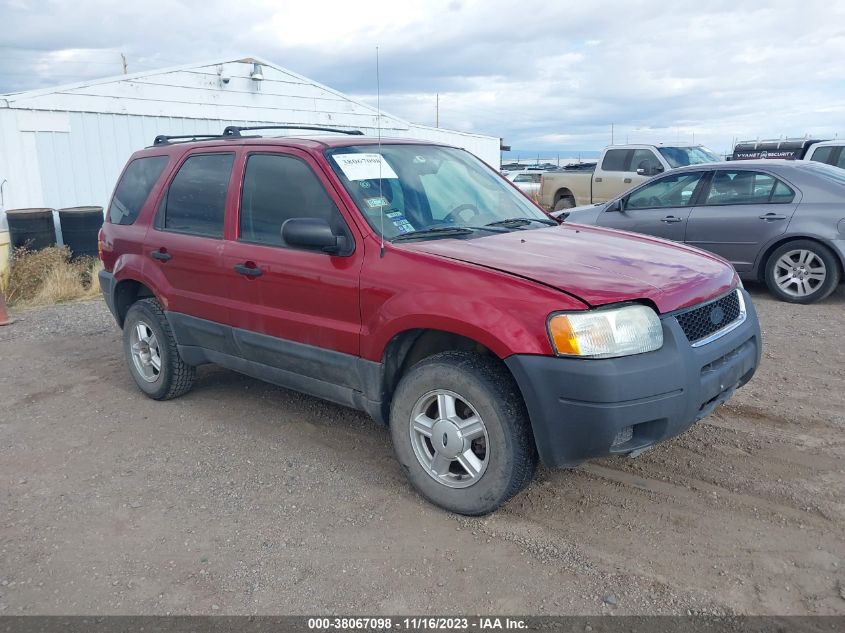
759, 213, 787, 221
623, 178, 632, 183
150, 249, 171, 262
234, 262, 263, 277
661, 216, 683, 223
595, 177, 603, 182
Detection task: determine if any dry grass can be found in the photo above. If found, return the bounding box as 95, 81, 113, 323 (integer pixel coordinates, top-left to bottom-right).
3, 246, 102, 307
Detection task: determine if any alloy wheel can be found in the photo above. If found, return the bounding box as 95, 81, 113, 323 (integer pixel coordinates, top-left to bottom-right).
409, 389, 490, 489
773, 249, 826, 298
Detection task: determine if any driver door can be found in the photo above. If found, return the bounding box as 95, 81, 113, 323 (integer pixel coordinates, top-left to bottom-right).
596, 171, 708, 242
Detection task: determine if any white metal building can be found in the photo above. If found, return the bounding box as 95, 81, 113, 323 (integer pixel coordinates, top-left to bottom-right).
0, 56, 501, 232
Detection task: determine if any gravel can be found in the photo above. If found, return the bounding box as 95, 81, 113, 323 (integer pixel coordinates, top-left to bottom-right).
0, 283, 843, 615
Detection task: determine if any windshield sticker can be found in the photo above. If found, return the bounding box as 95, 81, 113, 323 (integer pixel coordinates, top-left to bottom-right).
365, 196, 389, 209
381, 210, 414, 233
333, 153, 398, 181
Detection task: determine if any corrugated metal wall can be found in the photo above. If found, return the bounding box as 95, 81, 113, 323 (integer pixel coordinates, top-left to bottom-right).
0, 59, 500, 230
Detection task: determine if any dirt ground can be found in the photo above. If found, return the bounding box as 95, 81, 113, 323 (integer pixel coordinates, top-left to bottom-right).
1, 283, 843, 616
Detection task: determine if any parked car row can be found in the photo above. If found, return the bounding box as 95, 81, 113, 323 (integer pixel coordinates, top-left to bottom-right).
555, 160, 845, 304
99, 127, 761, 514
538, 144, 722, 211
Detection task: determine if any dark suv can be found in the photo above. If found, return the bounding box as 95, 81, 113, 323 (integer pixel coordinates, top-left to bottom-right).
99, 126, 761, 515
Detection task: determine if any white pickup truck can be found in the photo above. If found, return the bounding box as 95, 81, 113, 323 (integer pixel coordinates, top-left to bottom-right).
538, 144, 721, 211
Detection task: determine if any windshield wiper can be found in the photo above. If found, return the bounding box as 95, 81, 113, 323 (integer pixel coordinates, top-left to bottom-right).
485, 217, 557, 228
391, 226, 476, 242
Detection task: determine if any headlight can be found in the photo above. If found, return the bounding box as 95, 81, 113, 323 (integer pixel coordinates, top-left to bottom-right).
548, 304, 663, 358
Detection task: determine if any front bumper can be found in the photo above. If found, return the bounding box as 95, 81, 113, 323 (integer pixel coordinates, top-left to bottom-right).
505, 289, 762, 467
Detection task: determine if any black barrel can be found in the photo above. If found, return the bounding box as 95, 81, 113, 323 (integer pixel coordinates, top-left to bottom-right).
6, 208, 57, 251
58, 206, 104, 259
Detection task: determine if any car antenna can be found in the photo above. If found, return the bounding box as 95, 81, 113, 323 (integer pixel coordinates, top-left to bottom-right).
376, 45, 385, 258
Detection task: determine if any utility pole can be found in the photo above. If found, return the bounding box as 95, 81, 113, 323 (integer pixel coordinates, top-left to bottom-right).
611, 123, 614, 144
436, 93, 439, 128
121, 53, 128, 75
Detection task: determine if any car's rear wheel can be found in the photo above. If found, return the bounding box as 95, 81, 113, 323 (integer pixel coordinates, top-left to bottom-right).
764, 240, 840, 304
553, 195, 575, 211
123, 298, 196, 400
389, 351, 537, 515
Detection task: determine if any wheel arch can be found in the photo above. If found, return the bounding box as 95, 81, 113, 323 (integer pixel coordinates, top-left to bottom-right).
113, 278, 157, 327
755, 234, 845, 282
378, 328, 519, 423
554, 187, 575, 203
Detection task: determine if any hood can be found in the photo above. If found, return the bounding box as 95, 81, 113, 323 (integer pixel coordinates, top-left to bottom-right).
552, 202, 603, 218
398, 224, 737, 313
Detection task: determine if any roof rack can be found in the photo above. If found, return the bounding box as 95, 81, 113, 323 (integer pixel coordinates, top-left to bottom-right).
222, 125, 364, 136
151, 124, 365, 147
152, 134, 226, 146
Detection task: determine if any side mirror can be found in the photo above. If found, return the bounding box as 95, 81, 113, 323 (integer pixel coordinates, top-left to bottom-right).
606, 199, 623, 212
282, 218, 348, 254
637, 165, 664, 177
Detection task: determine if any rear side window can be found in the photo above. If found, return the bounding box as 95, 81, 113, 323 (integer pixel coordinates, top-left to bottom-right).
601, 149, 630, 172
810, 146, 836, 165
108, 156, 169, 225
162, 153, 234, 237
239, 154, 347, 247
705, 170, 794, 205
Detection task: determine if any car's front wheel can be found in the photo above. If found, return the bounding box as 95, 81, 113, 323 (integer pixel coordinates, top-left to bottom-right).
764, 240, 841, 304
123, 298, 196, 400
389, 351, 537, 515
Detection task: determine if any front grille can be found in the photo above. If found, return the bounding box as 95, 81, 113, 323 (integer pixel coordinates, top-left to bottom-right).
676, 290, 742, 345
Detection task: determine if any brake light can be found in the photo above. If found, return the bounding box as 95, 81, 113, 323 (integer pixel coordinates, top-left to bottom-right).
97, 227, 107, 262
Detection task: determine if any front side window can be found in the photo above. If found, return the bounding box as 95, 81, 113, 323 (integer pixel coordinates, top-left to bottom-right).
108, 156, 169, 225
326, 145, 552, 241
705, 171, 793, 205
625, 172, 704, 209
239, 153, 348, 248
601, 149, 629, 172
630, 149, 661, 173
162, 153, 234, 237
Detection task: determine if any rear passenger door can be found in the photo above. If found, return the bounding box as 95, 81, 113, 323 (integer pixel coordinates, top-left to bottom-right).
222, 149, 362, 360
146, 151, 236, 329
685, 169, 799, 272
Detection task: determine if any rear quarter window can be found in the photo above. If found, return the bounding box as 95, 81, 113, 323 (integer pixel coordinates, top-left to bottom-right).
601, 149, 630, 172
108, 156, 169, 225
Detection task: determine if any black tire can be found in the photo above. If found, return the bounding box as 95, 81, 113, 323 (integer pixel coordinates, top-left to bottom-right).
764, 240, 841, 304
553, 196, 575, 211
123, 298, 196, 400
389, 351, 538, 515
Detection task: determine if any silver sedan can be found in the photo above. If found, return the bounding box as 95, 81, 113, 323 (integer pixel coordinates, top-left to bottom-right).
556, 160, 845, 304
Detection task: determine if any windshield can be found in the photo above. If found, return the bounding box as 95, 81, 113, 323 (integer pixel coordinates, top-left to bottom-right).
657, 146, 721, 168
325, 144, 552, 240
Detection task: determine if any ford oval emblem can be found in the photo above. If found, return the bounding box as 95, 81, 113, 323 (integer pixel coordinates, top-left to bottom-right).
710, 306, 726, 325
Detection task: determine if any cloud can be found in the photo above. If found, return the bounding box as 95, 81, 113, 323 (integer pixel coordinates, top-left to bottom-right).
2, 0, 844, 154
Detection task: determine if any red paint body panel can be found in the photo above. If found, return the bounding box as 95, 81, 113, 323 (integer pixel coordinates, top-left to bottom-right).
400, 223, 738, 313
100, 136, 740, 363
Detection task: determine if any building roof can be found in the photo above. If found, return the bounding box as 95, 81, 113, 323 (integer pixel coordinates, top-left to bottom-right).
0, 55, 493, 141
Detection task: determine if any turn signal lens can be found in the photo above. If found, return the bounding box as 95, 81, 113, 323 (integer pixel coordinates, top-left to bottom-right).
548, 305, 663, 359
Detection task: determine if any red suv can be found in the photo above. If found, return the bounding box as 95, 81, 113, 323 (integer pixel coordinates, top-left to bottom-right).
99, 126, 761, 515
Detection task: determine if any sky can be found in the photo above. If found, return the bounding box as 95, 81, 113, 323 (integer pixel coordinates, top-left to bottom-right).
1, 0, 844, 156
